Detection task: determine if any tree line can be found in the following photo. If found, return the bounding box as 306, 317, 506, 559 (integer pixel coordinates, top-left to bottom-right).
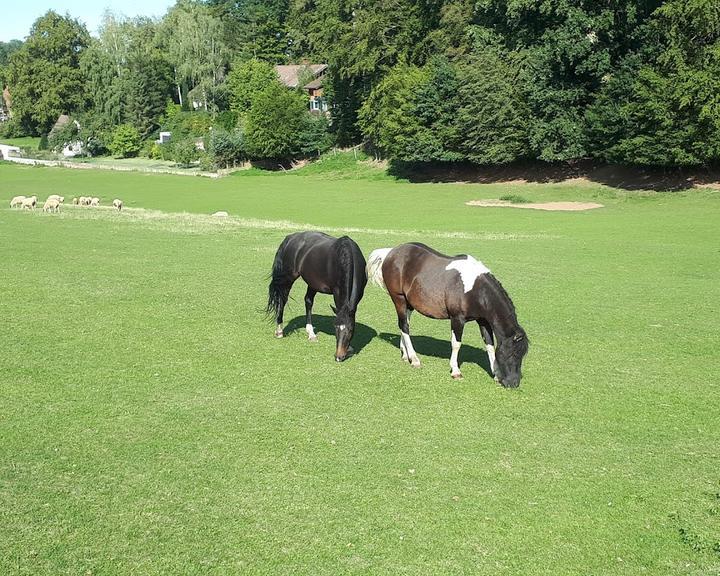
1, 0, 718, 168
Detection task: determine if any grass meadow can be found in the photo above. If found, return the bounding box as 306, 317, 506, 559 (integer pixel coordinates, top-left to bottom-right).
1, 159, 719, 575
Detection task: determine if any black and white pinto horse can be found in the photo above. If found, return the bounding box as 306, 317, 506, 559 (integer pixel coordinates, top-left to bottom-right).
367, 242, 528, 387
267, 231, 367, 362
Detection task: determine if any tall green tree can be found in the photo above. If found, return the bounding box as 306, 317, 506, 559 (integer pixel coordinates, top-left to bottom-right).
244, 80, 314, 158
81, 13, 173, 139
160, 1, 230, 112
587, 0, 720, 166
7, 11, 90, 135
0, 40, 22, 89
207, 0, 290, 62
226, 59, 278, 117
453, 51, 530, 164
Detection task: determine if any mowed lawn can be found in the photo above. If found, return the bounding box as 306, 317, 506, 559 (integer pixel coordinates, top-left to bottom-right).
1, 162, 719, 575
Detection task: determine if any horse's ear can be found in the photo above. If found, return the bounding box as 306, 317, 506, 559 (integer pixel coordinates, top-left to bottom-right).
513, 333, 525, 342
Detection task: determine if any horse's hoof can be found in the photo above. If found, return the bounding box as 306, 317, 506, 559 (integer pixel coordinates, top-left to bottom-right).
275, 331, 284, 338
452, 372, 463, 380
411, 361, 421, 369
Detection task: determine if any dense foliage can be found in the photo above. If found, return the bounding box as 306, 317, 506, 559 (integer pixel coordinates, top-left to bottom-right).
2, 1, 719, 167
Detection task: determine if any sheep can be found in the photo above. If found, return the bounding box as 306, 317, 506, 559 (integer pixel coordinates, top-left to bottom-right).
79, 196, 92, 206
112, 199, 123, 211
212, 211, 229, 217
10, 195, 26, 208
21, 196, 37, 210
43, 198, 61, 213
47, 194, 64, 203
90, 197, 100, 207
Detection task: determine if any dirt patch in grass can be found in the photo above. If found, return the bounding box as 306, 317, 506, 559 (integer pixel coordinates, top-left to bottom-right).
467, 200, 604, 211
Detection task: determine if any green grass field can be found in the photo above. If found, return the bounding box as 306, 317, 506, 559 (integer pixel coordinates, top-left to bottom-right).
1, 160, 719, 575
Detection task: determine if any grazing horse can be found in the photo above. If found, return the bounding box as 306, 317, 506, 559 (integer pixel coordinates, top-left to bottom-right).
367, 242, 528, 387
267, 231, 368, 362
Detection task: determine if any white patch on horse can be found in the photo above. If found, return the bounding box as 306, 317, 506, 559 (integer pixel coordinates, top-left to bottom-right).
339, 324, 346, 331
450, 331, 462, 378
486, 344, 496, 374
367, 248, 393, 290
445, 255, 491, 293
306, 323, 317, 340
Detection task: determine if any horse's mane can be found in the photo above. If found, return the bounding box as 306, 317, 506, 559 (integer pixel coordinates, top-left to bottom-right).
333, 236, 362, 315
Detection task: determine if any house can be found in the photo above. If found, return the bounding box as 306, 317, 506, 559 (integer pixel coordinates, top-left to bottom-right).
49, 114, 84, 157
275, 64, 329, 113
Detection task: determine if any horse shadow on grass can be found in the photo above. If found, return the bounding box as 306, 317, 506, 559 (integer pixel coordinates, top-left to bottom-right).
283, 314, 377, 357
378, 332, 494, 377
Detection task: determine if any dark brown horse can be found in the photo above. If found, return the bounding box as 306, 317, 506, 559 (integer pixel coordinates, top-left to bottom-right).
367, 242, 528, 386
267, 231, 367, 362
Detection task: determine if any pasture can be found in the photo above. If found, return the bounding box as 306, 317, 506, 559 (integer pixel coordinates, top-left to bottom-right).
1, 161, 719, 575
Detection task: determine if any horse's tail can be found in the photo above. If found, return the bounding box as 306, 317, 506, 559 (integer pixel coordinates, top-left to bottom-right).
366, 248, 392, 290
266, 236, 292, 319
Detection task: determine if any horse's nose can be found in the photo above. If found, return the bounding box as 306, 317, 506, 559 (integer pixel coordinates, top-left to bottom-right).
335, 355, 347, 362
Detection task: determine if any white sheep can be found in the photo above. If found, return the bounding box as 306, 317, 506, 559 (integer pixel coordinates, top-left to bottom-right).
21, 196, 37, 210
47, 194, 64, 203
79, 196, 92, 206
10, 195, 26, 208
43, 198, 61, 213
212, 211, 228, 217
112, 199, 123, 211
90, 197, 100, 207
72, 197, 79, 205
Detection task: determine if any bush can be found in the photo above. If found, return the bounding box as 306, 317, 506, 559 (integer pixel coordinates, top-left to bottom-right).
38, 134, 49, 150
208, 129, 245, 168
109, 124, 142, 158
245, 81, 319, 159
171, 139, 198, 167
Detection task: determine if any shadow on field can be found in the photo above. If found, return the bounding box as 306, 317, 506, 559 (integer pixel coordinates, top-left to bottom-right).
378, 332, 494, 376
284, 314, 377, 356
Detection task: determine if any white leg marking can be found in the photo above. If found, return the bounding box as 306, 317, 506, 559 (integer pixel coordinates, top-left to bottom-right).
275, 323, 284, 338
306, 323, 318, 341
450, 331, 462, 378
401, 331, 420, 367
486, 344, 496, 374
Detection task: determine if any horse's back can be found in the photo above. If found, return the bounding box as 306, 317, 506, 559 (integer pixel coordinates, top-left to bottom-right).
383, 243, 460, 318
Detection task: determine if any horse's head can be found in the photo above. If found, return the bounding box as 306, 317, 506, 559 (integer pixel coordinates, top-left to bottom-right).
494, 329, 529, 388
332, 305, 355, 362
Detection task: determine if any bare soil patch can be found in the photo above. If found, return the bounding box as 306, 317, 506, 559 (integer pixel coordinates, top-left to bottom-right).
466, 200, 604, 211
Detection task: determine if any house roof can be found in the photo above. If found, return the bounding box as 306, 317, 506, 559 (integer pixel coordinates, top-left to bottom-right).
303, 77, 324, 90
275, 64, 328, 88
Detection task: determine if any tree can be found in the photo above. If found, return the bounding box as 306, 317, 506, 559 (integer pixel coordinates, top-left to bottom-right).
208, 128, 246, 168
161, 1, 230, 112
453, 51, 530, 164
7, 11, 90, 135
244, 80, 313, 158
207, 0, 290, 63
226, 59, 277, 117
0, 39, 22, 89
587, 0, 720, 166
109, 124, 141, 157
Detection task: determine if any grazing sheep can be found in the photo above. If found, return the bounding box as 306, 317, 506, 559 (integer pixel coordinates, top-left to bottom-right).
212, 211, 228, 217
10, 196, 26, 208
90, 197, 100, 207
21, 196, 37, 210
72, 197, 79, 205
47, 194, 64, 203
112, 199, 123, 211
79, 196, 92, 206
43, 198, 61, 213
